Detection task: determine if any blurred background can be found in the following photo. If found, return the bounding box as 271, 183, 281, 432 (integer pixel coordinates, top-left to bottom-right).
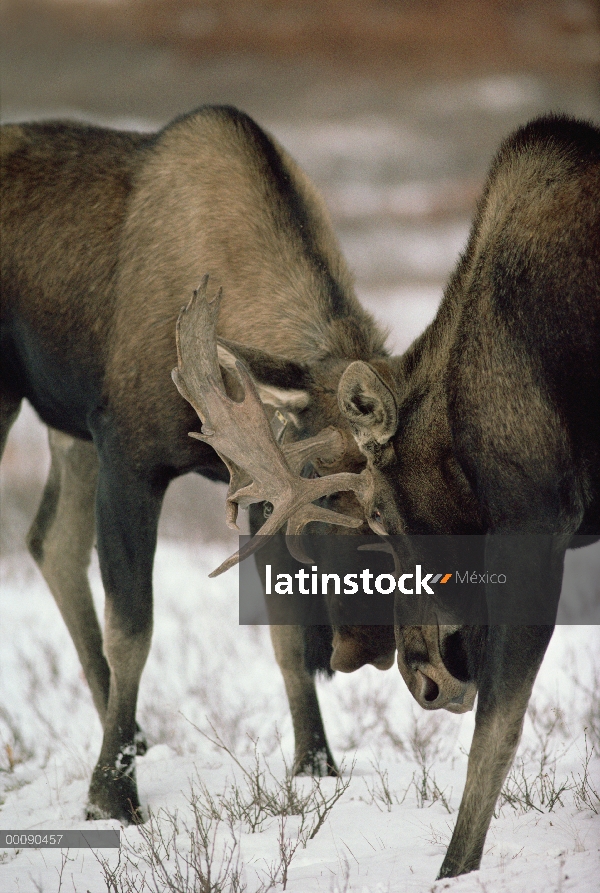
1, 0, 599, 554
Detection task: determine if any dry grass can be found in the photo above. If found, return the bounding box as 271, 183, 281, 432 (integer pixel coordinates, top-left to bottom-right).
359, 710, 454, 814
98, 731, 353, 893
495, 697, 600, 818
572, 732, 600, 815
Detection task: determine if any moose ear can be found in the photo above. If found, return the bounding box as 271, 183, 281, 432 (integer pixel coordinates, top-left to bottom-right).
217, 340, 311, 411
338, 360, 397, 445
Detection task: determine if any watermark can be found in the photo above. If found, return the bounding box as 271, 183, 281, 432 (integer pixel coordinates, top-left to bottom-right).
0, 830, 120, 848
265, 564, 458, 596
239, 534, 600, 625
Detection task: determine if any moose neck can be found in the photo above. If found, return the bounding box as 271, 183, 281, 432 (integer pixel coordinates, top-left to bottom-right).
389, 262, 484, 536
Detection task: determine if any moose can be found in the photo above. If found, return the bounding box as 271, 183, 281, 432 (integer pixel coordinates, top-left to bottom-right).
1, 107, 598, 879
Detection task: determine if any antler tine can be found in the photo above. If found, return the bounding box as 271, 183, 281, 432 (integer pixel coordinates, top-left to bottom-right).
208, 466, 370, 576
172, 275, 224, 435
172, 280, 371, 577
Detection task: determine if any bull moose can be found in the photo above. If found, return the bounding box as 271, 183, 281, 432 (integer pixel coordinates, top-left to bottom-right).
1, 107, 598, 879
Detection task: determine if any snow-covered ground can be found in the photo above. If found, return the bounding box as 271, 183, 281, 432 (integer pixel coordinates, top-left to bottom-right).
1, 538, 599, 892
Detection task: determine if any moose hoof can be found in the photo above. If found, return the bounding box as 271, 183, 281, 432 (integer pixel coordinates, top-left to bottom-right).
87, 755, 143, 824
86, 783, 143, 824
437, 851, 480, 879
294, 748, 338, 778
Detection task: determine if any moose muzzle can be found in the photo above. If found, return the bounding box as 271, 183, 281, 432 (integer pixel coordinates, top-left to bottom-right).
396, 625, 477, 714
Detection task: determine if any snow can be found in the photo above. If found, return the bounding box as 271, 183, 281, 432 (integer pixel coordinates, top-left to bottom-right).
342, 222, 469, 284
1, 539, 598, 892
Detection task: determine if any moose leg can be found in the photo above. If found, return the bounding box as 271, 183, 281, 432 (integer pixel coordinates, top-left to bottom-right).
437, 624, 554, 878
250, 505, 337, 776
269, 625, 337, 776
437, 533, 566, 878
26, 430, 112, 723
86, 448, 165, 821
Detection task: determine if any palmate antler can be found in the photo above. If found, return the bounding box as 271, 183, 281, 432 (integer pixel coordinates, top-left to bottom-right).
171, 277, 372, 577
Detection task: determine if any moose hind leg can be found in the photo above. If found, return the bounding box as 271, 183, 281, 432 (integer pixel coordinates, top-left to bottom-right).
87, 452, 165, 822
27, 430, 113, 724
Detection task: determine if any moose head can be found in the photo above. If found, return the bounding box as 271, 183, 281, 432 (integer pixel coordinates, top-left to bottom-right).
172, 276, 480, 717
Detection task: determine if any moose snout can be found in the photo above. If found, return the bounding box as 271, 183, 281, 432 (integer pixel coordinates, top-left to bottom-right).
396, 626, 478, 714
411, 667, 476, 714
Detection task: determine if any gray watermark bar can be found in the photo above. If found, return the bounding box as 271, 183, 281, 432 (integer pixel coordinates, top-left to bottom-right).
0, 830, 120, 848
239, 534, 600, 625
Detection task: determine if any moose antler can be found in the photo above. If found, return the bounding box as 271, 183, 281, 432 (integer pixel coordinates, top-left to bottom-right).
172, 277, 372, 576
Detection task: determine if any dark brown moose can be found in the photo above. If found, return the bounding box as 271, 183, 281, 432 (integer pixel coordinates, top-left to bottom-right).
0, 106, 386, 821
1, 107, 599, 880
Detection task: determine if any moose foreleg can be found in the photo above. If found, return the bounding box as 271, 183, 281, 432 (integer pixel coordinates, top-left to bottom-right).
269, 624, 337, 776
439, 535, 566, 875
437, 624, 554, 878
87, 451, 165, 822
250, 506, 337, 776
